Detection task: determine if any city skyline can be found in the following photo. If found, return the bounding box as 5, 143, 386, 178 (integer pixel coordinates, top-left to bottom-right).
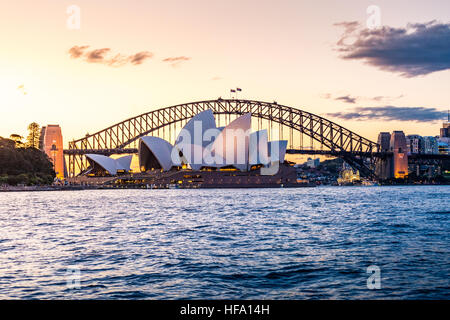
1, 0, 450, 147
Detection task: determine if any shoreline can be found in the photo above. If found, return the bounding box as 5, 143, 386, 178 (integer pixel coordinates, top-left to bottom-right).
1, 183, 449, 192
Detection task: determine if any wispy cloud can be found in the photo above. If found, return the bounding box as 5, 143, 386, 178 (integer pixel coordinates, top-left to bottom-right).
371, 94, 404, 102
322, 93, 404, 104
68, 45, 90, 58
326, 106, 447, 122
68, 45, 153, 67
335, 20, 450, 77
86, 48, 111, 63
335, 95, 357, 104
129, 52, 154, 65
162, 56, 191, 67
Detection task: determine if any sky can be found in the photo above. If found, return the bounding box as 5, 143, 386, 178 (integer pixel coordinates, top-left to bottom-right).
0, 0, 449, 148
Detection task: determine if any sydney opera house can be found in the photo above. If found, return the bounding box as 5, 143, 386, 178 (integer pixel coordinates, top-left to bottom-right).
82, 110, 298, 188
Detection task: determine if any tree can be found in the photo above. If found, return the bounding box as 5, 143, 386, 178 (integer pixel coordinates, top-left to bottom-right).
9, 134, 24, 148
26, 122, 40, 149
0, 137, 55, 185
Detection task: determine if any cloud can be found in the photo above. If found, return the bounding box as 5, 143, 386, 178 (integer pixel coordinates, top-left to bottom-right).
335, 95, 357, 104
371, 94, 404, 102
335, 20, 450, 77
86, 48, 111, 63
106, 53, 129, 67
162, 56, 191, 67
68, 46, 153, 67
163, 56, 190, 62
129, 51, 154, 65
326, 106, 447, 122
322, 93, 403, 104
211, 76, 222, 81
68, 45, 90, 58
334, 21, 360, 33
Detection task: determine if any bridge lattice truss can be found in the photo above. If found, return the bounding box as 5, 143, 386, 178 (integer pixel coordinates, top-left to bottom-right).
65, 99, 379, 178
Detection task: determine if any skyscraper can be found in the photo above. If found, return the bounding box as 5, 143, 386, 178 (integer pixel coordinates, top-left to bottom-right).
377, 132, 391, 152
440, 122, 450, 138
375, 132, 392, 179
422, 136, 438, 154
406, 134, 423, 154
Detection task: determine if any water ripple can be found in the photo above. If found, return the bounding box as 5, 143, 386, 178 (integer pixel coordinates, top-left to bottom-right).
0, 186, 449, 299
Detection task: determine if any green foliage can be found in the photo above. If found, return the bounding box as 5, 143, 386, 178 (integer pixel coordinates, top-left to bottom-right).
0, 137, 55, 185
9, 134, 24, 148
26, 122, 40, 149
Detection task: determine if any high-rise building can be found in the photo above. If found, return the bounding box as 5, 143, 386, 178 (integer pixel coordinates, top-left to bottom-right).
441, 122, 450, 138
390, 131, 408, 179
40, 125, 64, 180
376, 132, 392, 179
377, 132, 391, 152
422, 136, 438, 154
406, 134, 423, 154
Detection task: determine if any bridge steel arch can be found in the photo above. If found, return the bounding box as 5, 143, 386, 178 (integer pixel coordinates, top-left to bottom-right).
66, 99, 379, 177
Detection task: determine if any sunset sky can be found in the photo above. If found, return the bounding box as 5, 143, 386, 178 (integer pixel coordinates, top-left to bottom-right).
1, 0, 449, 147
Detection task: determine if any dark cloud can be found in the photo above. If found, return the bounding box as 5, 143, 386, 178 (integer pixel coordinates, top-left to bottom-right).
129, 51, 154, 65
68, 45, 90, 58
326, 106, 447, 122
162, 56, 191, 67
335, 20, 450, 77
86, 48, 111, 63
68, 46, 153, 67
335, 95, 357, 104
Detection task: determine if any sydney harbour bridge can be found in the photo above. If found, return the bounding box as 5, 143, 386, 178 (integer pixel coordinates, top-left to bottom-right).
63, 99, 447, 179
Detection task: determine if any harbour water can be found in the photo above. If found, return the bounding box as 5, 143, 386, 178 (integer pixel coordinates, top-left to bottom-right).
0, 186, 448, 299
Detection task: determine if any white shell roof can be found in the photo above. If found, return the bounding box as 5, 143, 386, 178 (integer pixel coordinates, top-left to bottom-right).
267, 140, 288, 163
139, 136, 174, 171
86, 154, 118, 175
175, 109, 216, 148
210, 113, 251, 171
185, 144, 226, 170
249, 129, 269, 165
115, 155, 133, 171
136, 110, 288, 172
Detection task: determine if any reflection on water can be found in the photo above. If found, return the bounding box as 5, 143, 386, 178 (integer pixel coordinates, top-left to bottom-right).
0, 186, 449, 299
